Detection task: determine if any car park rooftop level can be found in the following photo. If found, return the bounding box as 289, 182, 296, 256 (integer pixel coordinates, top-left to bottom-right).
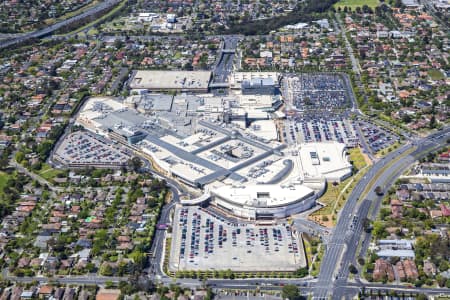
129, 70, 212, 92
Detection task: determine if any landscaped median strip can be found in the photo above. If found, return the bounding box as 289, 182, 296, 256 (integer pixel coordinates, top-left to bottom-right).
360, 146, 416, 202
55, 0, 127, 37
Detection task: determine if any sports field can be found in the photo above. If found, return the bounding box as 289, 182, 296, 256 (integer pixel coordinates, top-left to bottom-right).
334, 0, 380, 9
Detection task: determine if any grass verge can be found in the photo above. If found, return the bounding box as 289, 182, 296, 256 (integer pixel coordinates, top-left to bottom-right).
57, 0, 127, 36
361, 146, 416, 198
312, 148, 369, 221
375, 141, 401, 158
38, 163, 64, 181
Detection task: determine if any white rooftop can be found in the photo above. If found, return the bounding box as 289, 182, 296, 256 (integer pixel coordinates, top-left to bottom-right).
77, 97, 125, 128
130, 70, 212, 90
239, 94, 273, 108
247, 120, 278, 141
376, 249, 415, 258
212, 184, 314, 208
297, 142, 352, 181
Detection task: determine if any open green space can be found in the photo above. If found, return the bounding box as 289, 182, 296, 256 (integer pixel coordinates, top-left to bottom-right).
38, 163, 64, 181
55, 0, 127, 37
313, 148, 369, 217
428, 69, 445, 81
334, 0, 380, 9
317, 177, 351, 211
0, 171, 10, 196
348, 147, 368, 171
44, 0, 100, 26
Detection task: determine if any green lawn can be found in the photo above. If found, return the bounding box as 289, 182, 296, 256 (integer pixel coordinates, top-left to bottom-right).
348, 147, 367, 171
60, 0, 127, 36
38, 163, 64, 181
334, 0, 380, 9
428, 69, 445, 81
0, 171, 10, 196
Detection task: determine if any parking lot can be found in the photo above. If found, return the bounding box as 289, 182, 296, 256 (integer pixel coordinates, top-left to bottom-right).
198, 139, 264, 170
54, 131, 130, 167
169, 207, 306, 272
357, 120, 399, 153
285, 74, 350, 111
282, 116, 358, 147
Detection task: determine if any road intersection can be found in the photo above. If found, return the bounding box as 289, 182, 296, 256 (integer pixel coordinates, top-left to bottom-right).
3, 128, 449, 298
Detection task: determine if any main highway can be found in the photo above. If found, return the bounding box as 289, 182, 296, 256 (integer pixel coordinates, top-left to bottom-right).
0, 0, 122, 50
1, 4, 449, 294
3, 128, 449, 297
314, 127, 450, 299
143, 126, 450, 298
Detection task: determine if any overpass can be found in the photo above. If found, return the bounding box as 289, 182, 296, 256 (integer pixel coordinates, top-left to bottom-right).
209, 82, 230, 89
180, 192, 211, 205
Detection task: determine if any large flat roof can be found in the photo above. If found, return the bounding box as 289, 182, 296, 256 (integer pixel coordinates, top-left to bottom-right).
77, 97, 126, 128
297, 142, 352, 181
130, 70, 212, 90
212, 184, 314, 208
230, 72, 280, 84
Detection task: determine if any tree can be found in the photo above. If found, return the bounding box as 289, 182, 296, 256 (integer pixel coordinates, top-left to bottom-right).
374, 186, 384, 196
282, 284, 302, 300
130, 249, 145, 269
429, 115, 436, 129
295, 267, 309, 278
15, 151, 25, 163
349, 264, 358, 274
357, 257, 365, 266
127, 156, 142, 172
439, 260, 449, 272
205, 288, 214, 300
100, 263, 114, 276
372, 221, 386, 239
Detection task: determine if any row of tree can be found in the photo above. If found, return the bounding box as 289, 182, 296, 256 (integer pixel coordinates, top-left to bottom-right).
221, 0, 340, 35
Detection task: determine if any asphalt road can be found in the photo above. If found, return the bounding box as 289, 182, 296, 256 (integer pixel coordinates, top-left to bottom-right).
0, 0, 122, 49
212, 36, 240, 84
314, 127, 450, 299
148, 184, 180, 279
5, 127, 450, 298
333, 17, 360, 75
3, 275, 127, 285
143, 127, 450, 298
292, 218, 330, 242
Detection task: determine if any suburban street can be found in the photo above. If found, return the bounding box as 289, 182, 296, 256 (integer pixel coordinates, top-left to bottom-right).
141, 127, 450, 298
0, 0, 449, 297
2, 127, 449, 298
314, 127, 450, 299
